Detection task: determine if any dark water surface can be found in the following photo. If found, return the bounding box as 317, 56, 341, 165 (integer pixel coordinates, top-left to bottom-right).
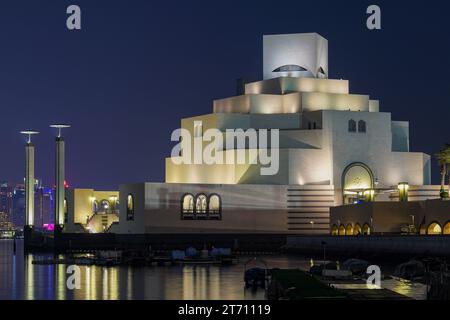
0, 240, 310, 300
0, 240, 426, 300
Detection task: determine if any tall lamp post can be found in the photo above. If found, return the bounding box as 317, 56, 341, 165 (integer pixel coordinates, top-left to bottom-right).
20, 131, 39, 250
50, 124, 70, 238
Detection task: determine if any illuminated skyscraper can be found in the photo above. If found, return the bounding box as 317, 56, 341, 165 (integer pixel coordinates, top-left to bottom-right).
0, 183, 13, 216
35, 186, 54, 227
12, 184, 25, 229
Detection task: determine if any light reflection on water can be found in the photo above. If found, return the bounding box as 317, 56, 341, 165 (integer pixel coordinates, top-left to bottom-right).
0, 240, 305, 300
0, 240, 427, 300
382, 278, 427, 300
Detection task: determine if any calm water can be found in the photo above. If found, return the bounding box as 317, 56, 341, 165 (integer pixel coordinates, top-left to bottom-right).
0, 240, 426, 300
0, 240, 309, 300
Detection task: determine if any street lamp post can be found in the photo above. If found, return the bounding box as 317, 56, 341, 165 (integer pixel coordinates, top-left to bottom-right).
20, 131, 39, 250
50, 124, 70, 240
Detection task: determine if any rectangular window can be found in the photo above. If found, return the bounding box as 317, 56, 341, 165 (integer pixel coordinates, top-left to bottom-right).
126, 194, 134, 221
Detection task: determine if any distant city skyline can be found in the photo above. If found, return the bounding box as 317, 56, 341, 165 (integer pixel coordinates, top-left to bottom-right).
0, 181, 54, 230
0, 0, 449, 190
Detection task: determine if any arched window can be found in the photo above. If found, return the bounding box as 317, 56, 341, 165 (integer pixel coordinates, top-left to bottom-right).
207, 194, 221, 220
273, 65, 307, 72
92, 200, 98, 213
126, 194, 134, 221
182, 194, 194, 214
100, 199, 110, 212
195, 194, 207, 214
331, 225, 338, 236
208, 194, 220, 213
354, 223, 362, 236
338, 225, 346, 236
358, 120, 366, 133
427, 222, 442, 235
362, 223, 371, 235
348, 119, 356, 132
443, 222, 450, 235
346, 224, 353, 236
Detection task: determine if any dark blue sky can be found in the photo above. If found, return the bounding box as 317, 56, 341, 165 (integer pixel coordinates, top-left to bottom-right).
0, 0, 449, 189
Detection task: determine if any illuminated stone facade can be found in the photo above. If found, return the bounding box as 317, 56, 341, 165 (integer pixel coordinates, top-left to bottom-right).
117, 33, 438, 235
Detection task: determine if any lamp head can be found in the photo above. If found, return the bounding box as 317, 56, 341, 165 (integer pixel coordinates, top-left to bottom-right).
20, 130, 39, 143
50, 124, 71, 138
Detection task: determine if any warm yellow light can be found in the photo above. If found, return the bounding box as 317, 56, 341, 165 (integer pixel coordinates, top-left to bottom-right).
398, 182, 409, 202
363, 189, 375, 202
427, 223, 442, 235
398, 182, 409, 191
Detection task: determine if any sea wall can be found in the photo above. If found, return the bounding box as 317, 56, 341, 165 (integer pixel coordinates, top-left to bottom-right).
286, 235, 450, 256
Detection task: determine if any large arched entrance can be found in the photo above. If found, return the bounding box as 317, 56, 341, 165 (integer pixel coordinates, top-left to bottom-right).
342, 162, 374, 204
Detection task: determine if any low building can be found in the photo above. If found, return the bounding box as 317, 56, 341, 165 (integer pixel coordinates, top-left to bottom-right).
330, 198, 450, 236
65, 188, 119, 233
0, 211, 14, 238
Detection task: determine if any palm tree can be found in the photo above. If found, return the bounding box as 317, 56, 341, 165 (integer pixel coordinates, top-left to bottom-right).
436, 144, 450, 198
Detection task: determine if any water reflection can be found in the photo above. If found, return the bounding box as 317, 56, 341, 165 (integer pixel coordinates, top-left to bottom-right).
0, 240, 427, 300
382, 278, 427, 300
126, 267, 132, 300
180, 266, 222, 300
25, 254, 33, 300
0, 240, 267, 300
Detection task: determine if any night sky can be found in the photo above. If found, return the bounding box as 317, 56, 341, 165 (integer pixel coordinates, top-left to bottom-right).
0, 0, 449, 190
